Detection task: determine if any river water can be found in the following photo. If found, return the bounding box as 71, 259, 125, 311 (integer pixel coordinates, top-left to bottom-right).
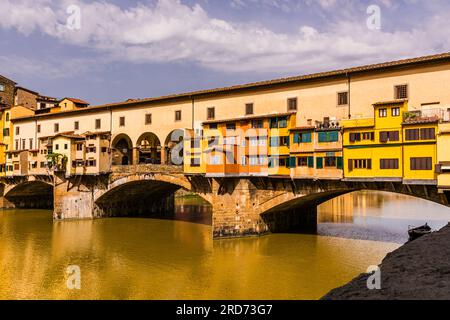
1, 191, 450, 300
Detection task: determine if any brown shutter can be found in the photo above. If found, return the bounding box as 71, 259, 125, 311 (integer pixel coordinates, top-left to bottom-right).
380, 132, 388, 143
367, 159, 372, 169
349, 133, 355, 142
348, 159, 353, 171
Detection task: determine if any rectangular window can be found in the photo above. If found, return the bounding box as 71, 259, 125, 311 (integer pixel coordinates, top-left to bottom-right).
37, 125, 41, 133
337, 91, 348, 106
54, 123, 59, 133
245, 103, 254, 115
207, 107, 215, 120
95, 119, 101, 129
15, 140, 19, 150
241, 156, 247, 166
380, 131, 399, 142
318, 131, 339, 143
307, 156, 314, 168
287, 98, 297, 111
252, 120, 263, 129
175, 110, 182, 121
411, 157, 432, 170
278, 117, 288, 128
15, 127, 20, 135
226, 123, 236, 131
76, 144, 83, 151
349, 159, 372, 170
119, 117, 125, 127
55, 144, 59, 150
280, 136, 289, 147
294, 132, 312, 143
395, 84, 408, 99
74, 121, 79, 130
362, 132, 375, 140
380, 159, 399, 170
349, 132, 361, 143
145, 114, 152, 125
29, 139, 33, 150
297, 157, 308, 167
420, 128, 436, 140
64, 144, 68, 150
392, 107, 400, 117
379, 108, 387, 117
22, 139, 25, 150
405, 129, 420, 141
0, 84, 4, 92
325, 157, 337, 167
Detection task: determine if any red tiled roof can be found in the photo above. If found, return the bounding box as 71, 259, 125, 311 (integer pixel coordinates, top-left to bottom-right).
62, 98, 89, 105
11, 52, 450, 122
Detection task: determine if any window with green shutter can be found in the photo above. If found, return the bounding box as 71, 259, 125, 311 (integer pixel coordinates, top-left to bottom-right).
316, 157, 323, 169
318, 132, 327, 142
336, 157, 343, 169
303, 132, 312, 143
294, 133, 301, 144
307, 156, 314, 168
289, 157, 296, 168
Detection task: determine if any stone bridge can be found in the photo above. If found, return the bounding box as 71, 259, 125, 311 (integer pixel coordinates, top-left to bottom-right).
1, 165, 450, 239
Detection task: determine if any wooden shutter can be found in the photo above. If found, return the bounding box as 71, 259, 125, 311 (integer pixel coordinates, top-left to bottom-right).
348, 159, 353, 171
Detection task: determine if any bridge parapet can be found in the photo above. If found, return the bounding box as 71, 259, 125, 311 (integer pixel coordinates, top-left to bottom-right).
111, 164, 184, 175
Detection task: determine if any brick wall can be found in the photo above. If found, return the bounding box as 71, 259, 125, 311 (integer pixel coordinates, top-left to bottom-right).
0, 79, 15, 107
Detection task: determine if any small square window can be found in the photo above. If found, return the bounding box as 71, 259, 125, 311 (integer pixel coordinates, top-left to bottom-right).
337, 92, 348, 106
207, 107, 215, 120
245, 103, 254, 115
145, 114, 152, 125
392, 107, 400, 117
395, 84, 408, 99
175, 110, 182, 121
287, 98, 297, 111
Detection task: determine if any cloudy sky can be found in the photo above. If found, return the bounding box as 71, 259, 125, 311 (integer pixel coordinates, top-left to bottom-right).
0, 0, 449, 105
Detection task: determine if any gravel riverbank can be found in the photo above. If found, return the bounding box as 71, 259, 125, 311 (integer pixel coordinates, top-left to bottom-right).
322, 223, 450, 300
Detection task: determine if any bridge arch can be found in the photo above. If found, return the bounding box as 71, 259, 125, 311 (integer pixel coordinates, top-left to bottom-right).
93, 172, 210, 218
112, 133, 133, 165
258, 184, 450, 234
136, 132, 162, 164
4, 180, 54, 209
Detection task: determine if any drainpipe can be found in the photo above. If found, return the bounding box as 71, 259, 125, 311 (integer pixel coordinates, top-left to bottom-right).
347, 72, 352, 120
191, 95, 195, 130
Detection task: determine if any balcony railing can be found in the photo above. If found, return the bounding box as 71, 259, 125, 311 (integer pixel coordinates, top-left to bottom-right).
403, 108, 445, 124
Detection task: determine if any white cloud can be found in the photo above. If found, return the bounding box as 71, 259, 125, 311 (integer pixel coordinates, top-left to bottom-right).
0, 0, 449, 75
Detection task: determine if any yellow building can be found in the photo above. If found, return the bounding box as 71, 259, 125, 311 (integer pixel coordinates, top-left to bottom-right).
437, 122, 450, 191
343, 100, 439, 184
268, 113, 296, 176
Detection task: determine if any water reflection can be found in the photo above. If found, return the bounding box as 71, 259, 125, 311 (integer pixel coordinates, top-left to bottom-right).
2, 191, 448, 300
318, 191, 450, 243
0, 209, 397, 300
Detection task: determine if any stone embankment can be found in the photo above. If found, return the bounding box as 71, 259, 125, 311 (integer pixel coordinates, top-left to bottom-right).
322, 224, 450, 300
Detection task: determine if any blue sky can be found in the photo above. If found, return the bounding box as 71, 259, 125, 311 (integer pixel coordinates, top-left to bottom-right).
0, 0, 449, 105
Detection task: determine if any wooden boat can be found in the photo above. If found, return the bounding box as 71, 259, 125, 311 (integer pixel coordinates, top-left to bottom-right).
408, 223, 432, 241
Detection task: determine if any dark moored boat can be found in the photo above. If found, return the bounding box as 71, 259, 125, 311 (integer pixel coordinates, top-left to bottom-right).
408, 223, 432, 241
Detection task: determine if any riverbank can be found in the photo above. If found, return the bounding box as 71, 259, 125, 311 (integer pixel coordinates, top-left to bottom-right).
322, 223, 450, 300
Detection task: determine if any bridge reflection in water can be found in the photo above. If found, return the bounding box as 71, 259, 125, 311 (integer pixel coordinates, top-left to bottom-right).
2, 190, 450, 299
